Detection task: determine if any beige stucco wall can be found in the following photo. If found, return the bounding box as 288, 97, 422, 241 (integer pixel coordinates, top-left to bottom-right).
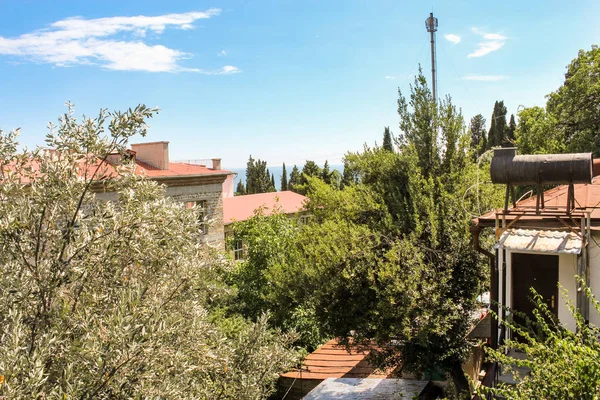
131, 142, 169, 170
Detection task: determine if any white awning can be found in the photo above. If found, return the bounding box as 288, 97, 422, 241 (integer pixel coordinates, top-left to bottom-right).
495, 228, 582, 255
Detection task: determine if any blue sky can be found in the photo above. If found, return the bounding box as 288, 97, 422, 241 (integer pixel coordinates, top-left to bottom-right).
0, 0, 598, 167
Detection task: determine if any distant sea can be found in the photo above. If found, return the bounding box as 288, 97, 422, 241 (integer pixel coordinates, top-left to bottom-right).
225, 164, 344, 192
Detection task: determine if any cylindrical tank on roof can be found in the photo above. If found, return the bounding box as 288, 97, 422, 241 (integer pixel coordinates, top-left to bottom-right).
490, 147, 593, 185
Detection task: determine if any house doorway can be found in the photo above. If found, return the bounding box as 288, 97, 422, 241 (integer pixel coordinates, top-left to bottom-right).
511, 253, 559, 340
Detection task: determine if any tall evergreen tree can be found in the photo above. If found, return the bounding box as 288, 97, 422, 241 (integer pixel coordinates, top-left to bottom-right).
469, 114, 487, 159
289, 165, 301, 193
382, 126, 394, 152
488, 101, 509, 148
507, 114, 516, 145
236, 180, 246, 196
281, 163, 288, 191
297, 161, 322, 193
322, 160, 332, 184
271, 173, 276, 191
245, 156, 273, 194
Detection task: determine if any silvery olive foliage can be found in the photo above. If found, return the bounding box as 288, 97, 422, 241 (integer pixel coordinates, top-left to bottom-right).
0, 104, 297, 399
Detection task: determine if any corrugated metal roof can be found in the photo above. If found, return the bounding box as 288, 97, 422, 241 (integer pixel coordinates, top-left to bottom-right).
495, 228, 582, 254
303, 378, 429, 400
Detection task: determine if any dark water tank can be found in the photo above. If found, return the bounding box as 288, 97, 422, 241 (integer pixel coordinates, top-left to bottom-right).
490, 148, 593, 185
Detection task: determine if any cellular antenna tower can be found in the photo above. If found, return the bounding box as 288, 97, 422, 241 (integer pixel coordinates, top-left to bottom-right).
425, 12, 438, 104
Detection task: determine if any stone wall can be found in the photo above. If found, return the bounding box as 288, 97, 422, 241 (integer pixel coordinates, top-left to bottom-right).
94, 177, 228, 246
166, 183, 225, 244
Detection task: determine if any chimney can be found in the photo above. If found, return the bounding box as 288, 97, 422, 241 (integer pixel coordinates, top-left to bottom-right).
211, 158, 222, 170
131, 141, 169, 170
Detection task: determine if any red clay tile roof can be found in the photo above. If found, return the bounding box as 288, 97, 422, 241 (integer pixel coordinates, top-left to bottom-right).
134, 160, 230, 177
280, 339, 396, 380
2, 156, 231, 182
223, 191, 307, 225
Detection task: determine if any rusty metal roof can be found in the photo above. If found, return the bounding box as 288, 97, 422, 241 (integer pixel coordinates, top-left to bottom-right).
477, 176, 600, 227
495, 228, 582, 254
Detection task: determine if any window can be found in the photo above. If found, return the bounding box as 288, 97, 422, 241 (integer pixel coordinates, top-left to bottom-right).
186, 200, 209, 235
233, 238, 245, 260
298, 214, 311, 225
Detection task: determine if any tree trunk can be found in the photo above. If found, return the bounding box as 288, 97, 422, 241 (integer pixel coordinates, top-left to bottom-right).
449, 361, 470, 400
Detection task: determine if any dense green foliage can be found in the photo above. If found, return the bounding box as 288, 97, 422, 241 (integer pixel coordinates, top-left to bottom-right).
288, 165, 300, 192
0, 106, 297, 398
245, 156, 275, 194
516, 45, 600, 155
281, 163, 288, 191
469, 114, 487, 159
382, 126, 394, 152
488, 100, 509, 148
228, 70, 503, 397
482, 285, 600, 399
235, 179, 246, 195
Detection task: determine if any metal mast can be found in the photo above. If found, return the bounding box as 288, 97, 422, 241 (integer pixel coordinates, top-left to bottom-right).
425, 12, 438, 104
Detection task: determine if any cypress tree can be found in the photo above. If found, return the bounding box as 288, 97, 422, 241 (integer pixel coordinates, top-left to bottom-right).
488, 101, 508, 148
235, 180, 246, 196
322, 160, 332, 184
289, 165, 300, 193
507, 114, 516, 145
271, 173, 276, 191
246, 156, 274, 194
382, 126, 394, 152
468, 114, 487, 159
281, 163, 288, 191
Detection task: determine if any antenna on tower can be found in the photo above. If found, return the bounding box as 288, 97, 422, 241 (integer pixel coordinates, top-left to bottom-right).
425, 12, 438, 104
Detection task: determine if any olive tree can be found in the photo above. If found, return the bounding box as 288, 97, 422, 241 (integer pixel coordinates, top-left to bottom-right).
0, 104, 297, 399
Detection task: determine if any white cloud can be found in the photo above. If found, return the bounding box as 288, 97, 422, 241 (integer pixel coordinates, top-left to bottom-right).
385, 75, 397, 80
463, 74, 508, 81
444, 34, 461, 44
0, 9, 240, 73
468, 27, 507, 58
215, 65, 240, 74
218, 50, 228, 56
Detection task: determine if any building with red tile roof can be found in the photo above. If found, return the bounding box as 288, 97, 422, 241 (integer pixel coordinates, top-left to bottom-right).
1, 141, 234, 244
222, 190, 307, 226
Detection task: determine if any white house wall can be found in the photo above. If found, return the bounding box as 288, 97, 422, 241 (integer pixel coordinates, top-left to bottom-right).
557, 253, 577, 332
588, 233, 600, 327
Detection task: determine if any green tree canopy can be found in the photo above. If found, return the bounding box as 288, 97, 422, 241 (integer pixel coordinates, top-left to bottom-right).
288, 165, 301, 193
245, 156, 275, 194
469, 114, 487, 159
547, 45, 600, 154
515, 46, 600, 155
228, 70, 503, 397
488, 100, 509, 148
281, 163, 288, 191
0, 105, 297, 398
515, 106, 564, 154
321, 160, 332, 184
382, 126, 394, 152
235, 180, 246, 196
